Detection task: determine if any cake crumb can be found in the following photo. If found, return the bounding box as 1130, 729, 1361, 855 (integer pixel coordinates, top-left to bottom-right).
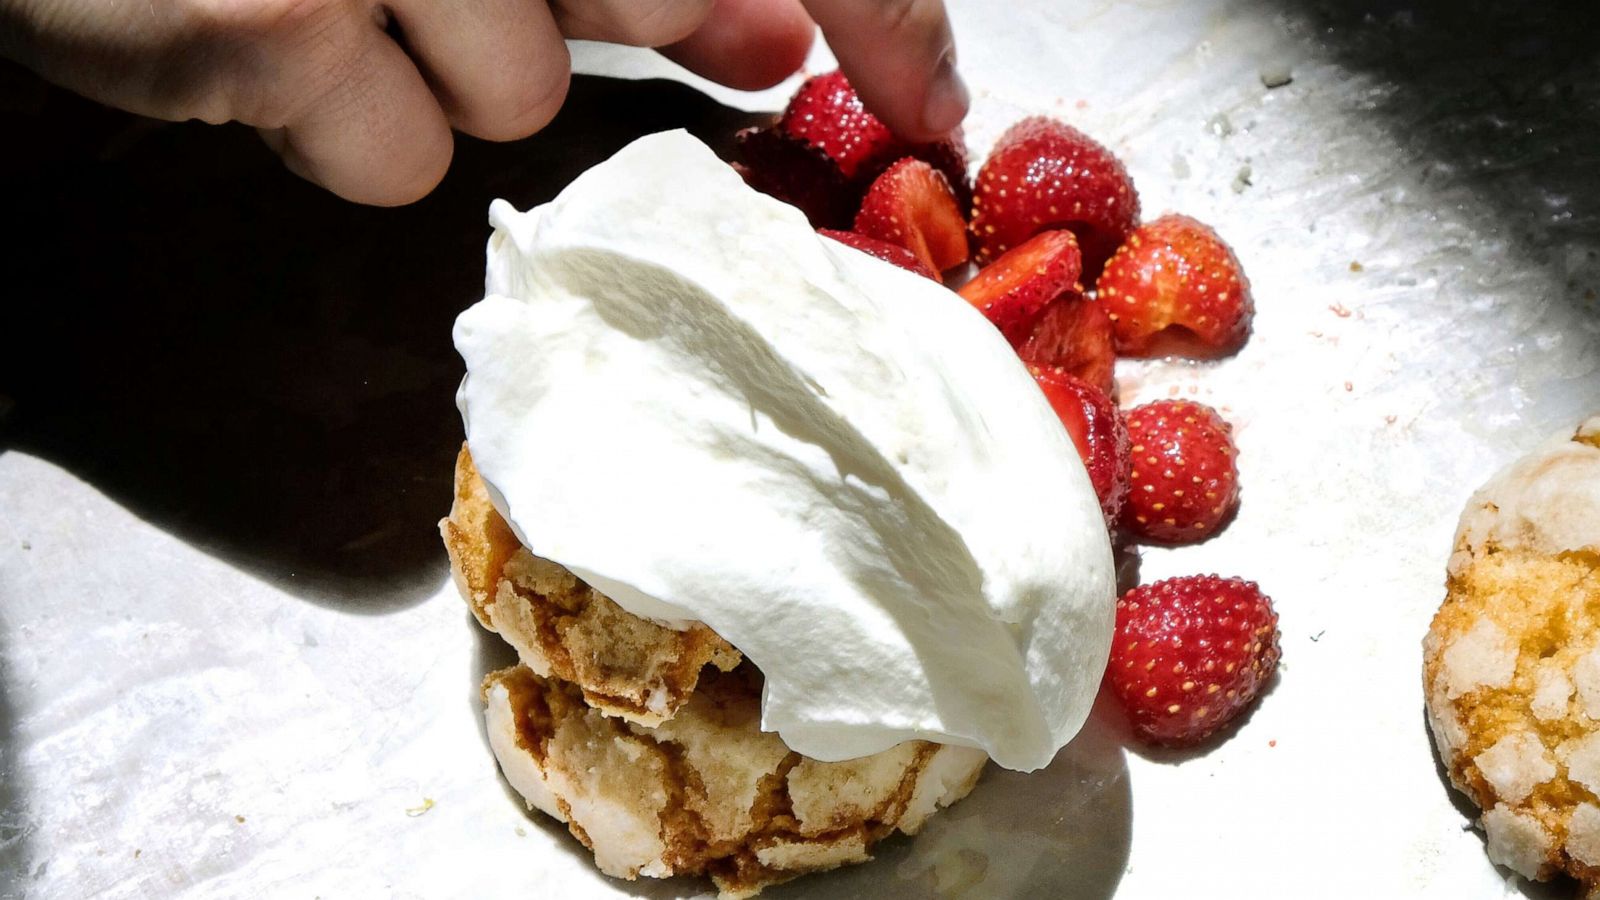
1260, 64, 1294, 89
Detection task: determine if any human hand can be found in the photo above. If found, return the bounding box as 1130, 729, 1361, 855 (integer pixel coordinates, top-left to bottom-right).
0, 0, 967, 205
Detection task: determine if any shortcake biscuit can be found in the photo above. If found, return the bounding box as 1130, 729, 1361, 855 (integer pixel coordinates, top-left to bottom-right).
1424, 415, 1600, 886
483, 663, 988, 898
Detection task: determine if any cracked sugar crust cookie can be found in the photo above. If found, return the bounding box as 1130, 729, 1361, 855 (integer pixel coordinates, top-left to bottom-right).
1424, 415, 1600, 887
483, 663, 989, 899
442, 445, 741, 725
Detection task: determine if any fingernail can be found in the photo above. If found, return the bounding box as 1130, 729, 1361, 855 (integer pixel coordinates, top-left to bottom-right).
922, 48, 970, 135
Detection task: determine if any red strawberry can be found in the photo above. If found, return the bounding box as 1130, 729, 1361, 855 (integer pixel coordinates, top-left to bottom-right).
1095, 214, 1253, 356
957, 230, 1082, 342
1106, 575, 1281, 746
854, 159, 969, 279
970, 117, 1139, 278
1030, 367, 1130, 524
778, 71, 972, 205
1121, 400, 1239, 544
1016, 293, 1116, 396
818, 229, 938, 280
780, 70, 898, 181
735, 125, 856, 228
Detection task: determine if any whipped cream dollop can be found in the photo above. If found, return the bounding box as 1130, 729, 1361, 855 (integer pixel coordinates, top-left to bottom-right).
453, 130, 1114, 771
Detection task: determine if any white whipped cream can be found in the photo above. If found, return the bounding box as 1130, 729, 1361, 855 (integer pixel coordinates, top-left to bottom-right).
453, 130, 1114, 771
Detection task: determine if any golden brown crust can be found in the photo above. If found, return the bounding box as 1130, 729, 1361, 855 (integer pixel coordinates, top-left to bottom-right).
1423, 416, 1600, 888
442, 445, 740, 725
482, 664, 988, 898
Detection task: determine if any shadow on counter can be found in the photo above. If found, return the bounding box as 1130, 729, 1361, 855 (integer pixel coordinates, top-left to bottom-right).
1271, 0, 1600, 330
0, 69, 769, 614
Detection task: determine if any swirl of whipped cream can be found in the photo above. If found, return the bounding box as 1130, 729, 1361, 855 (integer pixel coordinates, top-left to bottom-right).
453, 130, 1114, 771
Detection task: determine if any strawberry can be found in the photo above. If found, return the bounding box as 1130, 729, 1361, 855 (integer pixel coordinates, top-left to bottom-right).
818, 229, 937, 280
1106, 575, 1281, 746
779, 71, 972, 207
1030, 367, 1130, 524
1095, 214, 1253, 357
1121, 400, 1239, 544
1016, 293, 1116, 396
957, 230, 1082, 342
779, 70, 898, 181
969, 117, 1139, 278
735, 125, 857, 228
853, 158, 968, 279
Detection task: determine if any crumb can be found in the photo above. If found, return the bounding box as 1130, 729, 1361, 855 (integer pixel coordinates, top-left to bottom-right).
19, 541, 29, 551
1269, 740, 1278, 748
1344, 381, 1354, 392
134, 849, 141, 859
234, 815, 245, 824
1329, 303, 1352, 318
1231, 165, 1253, 194
1386, 415, 1398, 425
1349, 261, 1365, 272
515, 826, 527, 837
1075, 99, 1088, 110
1260, 64, 1294, 89
406, 798, 435, 817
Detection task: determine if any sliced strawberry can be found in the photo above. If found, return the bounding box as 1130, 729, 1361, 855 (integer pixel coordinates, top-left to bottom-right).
1016, 293, 1116, 395
1121, 400, 1239, 544
970, 117, 1139, 278
957, 230, 1082, 342
780, 70, 898, 181
1030, 367, 1130, 524
734, 125, 856, 228
1106, 575, 1281, 746
1095, 214, 1253, 357
907, 128, 973, 212
853, 158, 968, 279
778, 70, 972, 205
818, 229, 938, 280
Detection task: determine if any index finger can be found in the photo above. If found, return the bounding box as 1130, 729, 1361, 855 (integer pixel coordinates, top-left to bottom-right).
799, 0, 968, 142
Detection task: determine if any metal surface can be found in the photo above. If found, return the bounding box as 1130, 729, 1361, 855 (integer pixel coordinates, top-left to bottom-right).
2, 1, 1597, 896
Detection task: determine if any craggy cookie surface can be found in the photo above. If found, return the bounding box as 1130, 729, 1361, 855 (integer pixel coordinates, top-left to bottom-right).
443, 445, 740, 725
484, 664, 987, 898
1424, 416, 1600, 887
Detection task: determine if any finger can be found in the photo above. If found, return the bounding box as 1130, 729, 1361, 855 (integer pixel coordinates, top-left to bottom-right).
550, 0, 715, 47
388, 0, 571, 141
659, 0, 815, 91
799, 0, 968, 142
261, 25, 453, 207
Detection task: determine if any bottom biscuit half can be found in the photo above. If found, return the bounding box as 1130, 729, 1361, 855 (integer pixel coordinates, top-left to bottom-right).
482, 664, 988, 898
